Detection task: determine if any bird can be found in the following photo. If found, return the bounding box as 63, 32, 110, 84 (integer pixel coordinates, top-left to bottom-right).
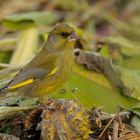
0, 24, 79, 97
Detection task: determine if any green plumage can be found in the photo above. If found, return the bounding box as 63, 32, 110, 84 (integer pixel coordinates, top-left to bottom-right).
0, 24, 79, 97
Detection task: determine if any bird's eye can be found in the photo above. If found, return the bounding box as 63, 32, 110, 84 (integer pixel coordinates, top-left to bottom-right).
61, 32, 70, 38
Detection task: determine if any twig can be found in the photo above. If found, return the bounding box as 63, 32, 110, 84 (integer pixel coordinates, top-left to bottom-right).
0, 105, 36, 121
101, 111, 131, 122
112, 120, 119, 140
99, 115, 115, 138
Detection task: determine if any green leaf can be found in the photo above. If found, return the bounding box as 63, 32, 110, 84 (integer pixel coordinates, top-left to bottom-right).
47, 71, 137, 113
100, 45, 110, 58
115, 66, 140, 100
75, 49, 140, 101
2, 12, 56, 30
0, 96, 37, 106
130, 116, 140, 132
128, 102, 140, 117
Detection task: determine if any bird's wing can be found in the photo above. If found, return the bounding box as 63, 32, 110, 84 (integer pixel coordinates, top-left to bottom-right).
5, 50, 58, 90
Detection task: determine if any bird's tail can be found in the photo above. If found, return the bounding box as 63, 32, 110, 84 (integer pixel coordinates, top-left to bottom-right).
0, 85, 8, 94
0, 79, 11, 94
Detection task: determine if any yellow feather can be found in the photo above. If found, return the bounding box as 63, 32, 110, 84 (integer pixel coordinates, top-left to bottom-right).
9, 67, 59, 89
46, 67, 58, 77
10, 79, 34, 89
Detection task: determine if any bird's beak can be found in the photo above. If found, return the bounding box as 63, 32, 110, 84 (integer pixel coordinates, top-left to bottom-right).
68, 32, 80, 42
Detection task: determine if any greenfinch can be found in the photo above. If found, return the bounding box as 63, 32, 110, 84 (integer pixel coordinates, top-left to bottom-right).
0, 24, 79, 97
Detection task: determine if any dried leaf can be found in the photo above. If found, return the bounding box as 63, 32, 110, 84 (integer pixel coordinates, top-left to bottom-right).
40, 99, 91, 140
74, 49, 140, 100
0, 133, 20, 140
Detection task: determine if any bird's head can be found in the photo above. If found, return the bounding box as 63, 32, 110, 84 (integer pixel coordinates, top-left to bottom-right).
47, 24, 79, 51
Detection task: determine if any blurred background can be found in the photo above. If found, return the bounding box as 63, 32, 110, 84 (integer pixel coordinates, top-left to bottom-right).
0, 0, 140, 67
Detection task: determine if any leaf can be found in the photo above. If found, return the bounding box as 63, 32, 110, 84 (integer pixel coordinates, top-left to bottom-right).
0, 51, 12, 64
10, 27, 39, 65
0, 38, 16, 51
0, 106, 35, 121
0, 96, 37, 106
128, 102, 140, 117
47, 68, 137, 113
51, 0, 88, 11
72, 49, 140, 101
41, 99, 91, 140
2, 12, 56, 30
128, 102, 140, 132
0, 133, 20, 140
130, 116, 140, 132
105, 35, 140, 56
115, 66, 140, 100
105, 13, 140, 42
99, 45, 110, 58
